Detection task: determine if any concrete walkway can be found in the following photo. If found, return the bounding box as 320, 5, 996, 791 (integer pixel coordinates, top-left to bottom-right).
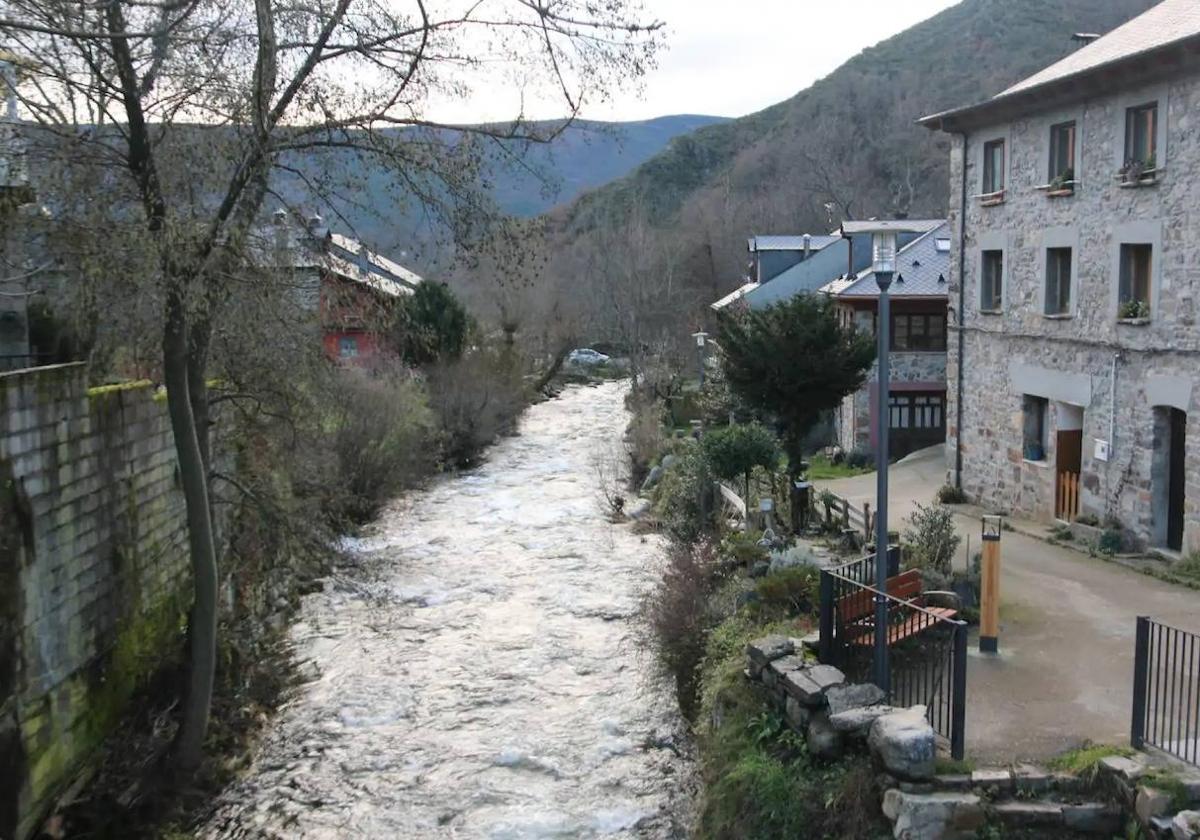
817, 447, 1200, 763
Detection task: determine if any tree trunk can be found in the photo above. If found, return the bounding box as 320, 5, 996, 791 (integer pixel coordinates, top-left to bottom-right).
163, 288, 219, 773
533, 343, 571, 394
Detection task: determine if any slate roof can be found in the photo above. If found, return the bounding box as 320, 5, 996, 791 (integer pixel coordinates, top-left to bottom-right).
1001, 0, 1200, 96
747, 234, 839, 253
710, 281, 759, 311
821, 222, 950, 299
325, 233, 422, 298
920, 0, 1200, 131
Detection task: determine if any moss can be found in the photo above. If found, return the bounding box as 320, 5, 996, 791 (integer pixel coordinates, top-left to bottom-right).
1141, 769, 1193, 811
1046, 743, 1134, 777
86, 380, 154, 399
936, 757, 977, 774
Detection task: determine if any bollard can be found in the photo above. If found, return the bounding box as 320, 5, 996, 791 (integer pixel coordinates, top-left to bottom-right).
979, 515, 1002, 653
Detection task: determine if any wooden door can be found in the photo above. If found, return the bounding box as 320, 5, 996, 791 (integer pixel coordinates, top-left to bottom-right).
1055, 429, 1083, 521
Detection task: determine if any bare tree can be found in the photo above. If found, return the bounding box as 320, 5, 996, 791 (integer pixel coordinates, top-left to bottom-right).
1, 0, 661, 772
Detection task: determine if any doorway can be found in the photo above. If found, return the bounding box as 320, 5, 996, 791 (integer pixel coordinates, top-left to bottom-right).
1054, 403, 1083, 522
1153, 407, 1187, 551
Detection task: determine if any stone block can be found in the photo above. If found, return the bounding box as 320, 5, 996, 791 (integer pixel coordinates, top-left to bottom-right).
933, 773, 973, 791
1062, 802, 1123, 834
1100, 754, 1147, 782
781, 663, 844, 706
1172, 810, 1200, 840
767, 654, 807, 677
1013, 763, 1052, 793
886, 791, 984, 840
784, 695, 811, 730
795, 631, 821, 653
1135, 785, 1174, 823
806, 710, 843, 761
869, 707, 935, 781
829, 704, 899, 735
825, 682, 886, 716
970, 768, 1013, 793
746, 635, 794, 673
990, 801, 1064, 829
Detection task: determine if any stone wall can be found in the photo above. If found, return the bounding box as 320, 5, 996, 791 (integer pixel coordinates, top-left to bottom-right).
838, 351, 948, 455
946, 72, 1200, 551
0, 364, 199, 840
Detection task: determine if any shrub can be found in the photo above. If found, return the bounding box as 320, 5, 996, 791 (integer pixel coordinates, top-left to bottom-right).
719, 530, 769, 567
625, 392, 666, 486
652, 445, 715, 544
936, 483, 968, 504
903, 503, 962, 576
701, 422, 780, 498
425, 347, 528, 467
1172, 553, 1200, 585
845, 448, 874, 470
389, 280, 471, 365
754, 567, 818, 617
1098, 528, 1123, 555
327, 367, 441, 524
1075, 513, 1100, 527
642, 540, 722, 718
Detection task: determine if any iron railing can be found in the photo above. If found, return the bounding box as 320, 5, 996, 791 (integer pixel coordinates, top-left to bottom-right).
1132, 616, 1200, 766
819, 555, 968, 759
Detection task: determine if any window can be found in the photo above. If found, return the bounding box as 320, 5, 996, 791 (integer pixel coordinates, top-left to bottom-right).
1022, 396, 1048, 461
889, 395, 911, 429
982, 139, 1006, 194
912, 394, 944, 429
891, 313, 947, 352
1119, 243, 1153, 317
1124, 102, 1158, 166
980, 250, 1003, 311
1045, 247, 1072, 315
1049, 121, 1076, 183
338, 336, 359, 358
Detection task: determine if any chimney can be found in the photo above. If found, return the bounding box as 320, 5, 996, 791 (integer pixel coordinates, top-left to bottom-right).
272, 207, 291, 254
803, 233, 811, 260
1, 60, 16, 122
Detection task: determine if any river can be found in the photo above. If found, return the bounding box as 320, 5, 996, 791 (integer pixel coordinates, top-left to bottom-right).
200, 382, 696, 839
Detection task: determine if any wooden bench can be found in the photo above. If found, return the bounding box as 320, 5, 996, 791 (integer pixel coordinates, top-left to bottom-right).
835, 569, 959, 647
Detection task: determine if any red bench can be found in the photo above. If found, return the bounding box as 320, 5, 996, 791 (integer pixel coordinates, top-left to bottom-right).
835, 569, 959, 646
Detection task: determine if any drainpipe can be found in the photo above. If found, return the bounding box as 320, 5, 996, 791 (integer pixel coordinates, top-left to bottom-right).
954, 130, 969, 489
1109, 352, 1122, 458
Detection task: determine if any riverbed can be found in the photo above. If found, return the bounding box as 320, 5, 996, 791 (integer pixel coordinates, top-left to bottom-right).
199, 382, 696, 839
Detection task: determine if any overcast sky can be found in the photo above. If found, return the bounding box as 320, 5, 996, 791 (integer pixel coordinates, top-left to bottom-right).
432, 0, 961, 124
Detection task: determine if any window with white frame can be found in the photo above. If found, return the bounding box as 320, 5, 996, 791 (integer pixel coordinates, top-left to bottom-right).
982, 139, 1005, 195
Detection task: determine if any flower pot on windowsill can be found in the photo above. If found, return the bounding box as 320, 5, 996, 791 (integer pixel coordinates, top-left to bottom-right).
1023, 443, 1045, 462
1046, 188, 1075, 198
1117, 317, 1151, 326
1118, 301, 1150, 323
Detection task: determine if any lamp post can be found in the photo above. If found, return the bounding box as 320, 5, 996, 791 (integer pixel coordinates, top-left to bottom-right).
692, 331, 708, 388
870, 230, 897, 693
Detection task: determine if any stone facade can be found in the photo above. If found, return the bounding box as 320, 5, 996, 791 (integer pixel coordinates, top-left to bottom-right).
0, 364, 215, 840
945, 72, 1200, 552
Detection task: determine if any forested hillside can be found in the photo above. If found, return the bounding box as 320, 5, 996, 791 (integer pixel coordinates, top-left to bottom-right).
544, 0, 1159, 324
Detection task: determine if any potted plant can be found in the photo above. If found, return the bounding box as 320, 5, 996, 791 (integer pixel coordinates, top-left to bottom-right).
1023, 441, 1045, 461
1120, 159, 1145, 184
1118, 299, 1151, 321
1048, 167, 1074, 195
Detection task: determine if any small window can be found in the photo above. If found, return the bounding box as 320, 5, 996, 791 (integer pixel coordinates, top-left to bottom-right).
1124, 102, 1158, 167
980, 250, 1003, 312
1119, 243, 1153, 318
1022, 395, 1048, 461
338, 336, 360, 358
983, 139, 1006, 194
889, 395, 912, 429
935, 238, 951, 253
891, 313, 947, 352
1045, 247, 1072, 315
1049, 121, 1076, 184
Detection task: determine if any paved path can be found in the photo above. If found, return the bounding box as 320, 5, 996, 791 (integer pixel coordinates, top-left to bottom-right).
818, 447, 1199, 763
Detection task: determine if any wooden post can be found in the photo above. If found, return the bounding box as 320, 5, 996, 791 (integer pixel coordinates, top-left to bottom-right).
841, 498, 850, 529
980, 515, 1002, 653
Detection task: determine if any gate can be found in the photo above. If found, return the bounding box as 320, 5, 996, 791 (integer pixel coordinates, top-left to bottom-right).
819, 557, 968, 759
1056, 470, 1080, 521
1132, 616, 1200, 766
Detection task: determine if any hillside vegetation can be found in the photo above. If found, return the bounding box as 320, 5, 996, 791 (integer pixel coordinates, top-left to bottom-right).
544, 0, 1158, 327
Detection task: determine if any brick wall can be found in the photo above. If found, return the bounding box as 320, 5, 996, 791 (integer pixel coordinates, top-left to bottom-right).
0, 363, 196, 840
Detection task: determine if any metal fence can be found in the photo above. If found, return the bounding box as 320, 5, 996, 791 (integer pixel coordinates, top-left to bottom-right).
1132, 616, 1200, 766
819, 555, 968, 759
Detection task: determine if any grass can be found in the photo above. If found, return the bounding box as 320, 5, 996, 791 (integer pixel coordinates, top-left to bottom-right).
1171, 553, 1200, 586
935, 757, 977, 775
806, 453, 873, 480
1046, 743, 1134, 776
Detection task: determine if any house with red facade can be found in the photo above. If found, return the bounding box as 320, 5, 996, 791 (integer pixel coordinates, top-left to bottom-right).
271, 209, 423, 364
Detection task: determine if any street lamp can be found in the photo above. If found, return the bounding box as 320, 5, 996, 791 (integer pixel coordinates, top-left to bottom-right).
870, 230, 897, 692
692, 331, 708, 387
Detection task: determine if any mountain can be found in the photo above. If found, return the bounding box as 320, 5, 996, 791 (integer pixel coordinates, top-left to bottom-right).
546, 0, 1160, 312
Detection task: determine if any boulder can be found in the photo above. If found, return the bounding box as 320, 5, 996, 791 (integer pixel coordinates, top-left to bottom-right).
826, 682, 886, 716
869, 707, 936, 781
625, 498, 652, 520
1173, 810, 1200, 840
806, 710, 843, 761
781, 664, 845, 706
660, 454, 678, 470
829, 704, 900, 735
884, 791, 984, 840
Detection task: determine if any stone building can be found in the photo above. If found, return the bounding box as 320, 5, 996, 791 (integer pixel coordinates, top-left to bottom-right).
822, 222, 951, 459
920, 0, 1200, 552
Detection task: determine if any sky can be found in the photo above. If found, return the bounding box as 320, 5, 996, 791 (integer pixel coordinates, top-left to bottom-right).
431, 0, 961, 124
